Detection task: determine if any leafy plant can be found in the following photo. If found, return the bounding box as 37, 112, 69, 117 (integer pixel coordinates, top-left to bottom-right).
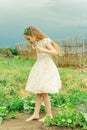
23, 95, 45, 113
7, 96, 24, 112
7, 111, 18, 119
23, 95, 36, 113
44, 104, 87, 129
9, 48, 18, 55
0, 56, 87, 129
49, 89, 87, 109
0, 107, 9, 125
0, 117, 3, 125
0, 107, 8, 119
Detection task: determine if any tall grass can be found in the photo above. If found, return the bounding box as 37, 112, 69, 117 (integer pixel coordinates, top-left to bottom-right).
0, 56, 87, 99
0, 56, 35, 98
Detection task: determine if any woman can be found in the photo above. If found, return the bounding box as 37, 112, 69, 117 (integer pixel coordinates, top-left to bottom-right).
24, 25, 62, 122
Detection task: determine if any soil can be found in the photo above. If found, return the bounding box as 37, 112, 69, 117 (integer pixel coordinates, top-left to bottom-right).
0, 109, 73, 130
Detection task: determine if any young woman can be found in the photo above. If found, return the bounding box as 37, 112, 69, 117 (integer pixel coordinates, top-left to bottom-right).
24, 25, 62, 122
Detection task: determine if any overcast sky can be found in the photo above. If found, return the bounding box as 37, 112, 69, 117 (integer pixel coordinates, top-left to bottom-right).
0, 0, 87, 47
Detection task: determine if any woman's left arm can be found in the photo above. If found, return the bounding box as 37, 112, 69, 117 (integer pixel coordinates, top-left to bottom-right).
37, 44, 58, 56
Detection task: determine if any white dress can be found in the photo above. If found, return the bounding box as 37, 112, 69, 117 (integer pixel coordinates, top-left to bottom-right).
25, 37, 62, 94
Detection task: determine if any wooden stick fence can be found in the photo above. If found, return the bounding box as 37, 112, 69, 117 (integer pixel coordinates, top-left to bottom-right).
16, 42, 36, 59
54, 38, 87, 68
16, 39, 87, 68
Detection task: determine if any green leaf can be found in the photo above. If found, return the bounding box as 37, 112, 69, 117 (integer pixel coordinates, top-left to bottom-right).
61, 119, 66, 122
0, 117, 3, 125
83, 113, 87, 122
67, 119, 72, 123
9, 111, 18, 119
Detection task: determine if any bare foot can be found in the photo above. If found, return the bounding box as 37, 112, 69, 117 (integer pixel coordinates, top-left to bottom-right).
26, 114, 39, 122
39, 115, 53, 122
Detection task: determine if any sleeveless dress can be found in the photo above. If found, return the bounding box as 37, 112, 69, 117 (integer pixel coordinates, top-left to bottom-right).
25, 37, 62, 94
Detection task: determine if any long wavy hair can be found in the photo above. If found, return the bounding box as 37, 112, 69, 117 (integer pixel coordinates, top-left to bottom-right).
24, 25, 62, 56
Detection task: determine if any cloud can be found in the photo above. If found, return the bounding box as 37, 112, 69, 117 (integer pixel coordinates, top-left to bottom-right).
0, 0, 87, 47
0, 0, 87, 27
40, 0, 87, 27
0, 0, 52, 10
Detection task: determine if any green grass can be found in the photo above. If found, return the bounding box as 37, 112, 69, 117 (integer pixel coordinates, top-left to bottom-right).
0, 56, 35, 97
0, 56, 87, 105
0, 56, 87, 128
59, 67, 87, 92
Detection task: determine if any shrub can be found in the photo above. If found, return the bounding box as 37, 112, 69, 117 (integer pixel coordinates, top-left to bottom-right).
44, 104, 87, 129
7, 96, 24, 112
9, 48, 18, 55
0, 48, 13, 58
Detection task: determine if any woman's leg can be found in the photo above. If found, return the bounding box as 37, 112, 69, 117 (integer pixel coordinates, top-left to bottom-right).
26, 94, 42, 121
39, 93, 53, 122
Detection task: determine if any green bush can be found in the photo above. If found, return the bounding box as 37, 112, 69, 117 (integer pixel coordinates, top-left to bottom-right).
0, 48, 13, 58
9, 48, 18, 55
23, 95, 45, 113
50, 89, 87, 109
7, 96, 24, 112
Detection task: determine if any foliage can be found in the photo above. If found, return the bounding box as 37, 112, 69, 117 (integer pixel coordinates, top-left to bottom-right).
0, 117, 3, 125
7, 96, 24, 112
9, 48, 18, 55
0, 107, 8, 119
0, 56, 87, 128
0, 48, 13, 58
23, 95, 45, 113
0, 47, 18, 57
7, 111, 18, 119
0, 106, 18, 124
44, 104, 87, 129
0, 96, 23, 124
50, 89, 87, 110
23, 95, 36, 113
0, 107, 8, 125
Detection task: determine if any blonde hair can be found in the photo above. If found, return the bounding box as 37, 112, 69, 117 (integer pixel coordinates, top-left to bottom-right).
24, 25, 62, 56
24, 25, 47, 41
51, 41, 62, 56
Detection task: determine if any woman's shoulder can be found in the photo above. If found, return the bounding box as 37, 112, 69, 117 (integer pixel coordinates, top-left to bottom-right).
42, 37, 52, 43
35, 37, 52, 47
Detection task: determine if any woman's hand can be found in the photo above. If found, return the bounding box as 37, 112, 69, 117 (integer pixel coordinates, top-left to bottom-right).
37, 45, 58, 56
37, 47, 45, 53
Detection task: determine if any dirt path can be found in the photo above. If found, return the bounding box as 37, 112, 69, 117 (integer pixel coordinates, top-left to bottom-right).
0, 110, 73, 130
